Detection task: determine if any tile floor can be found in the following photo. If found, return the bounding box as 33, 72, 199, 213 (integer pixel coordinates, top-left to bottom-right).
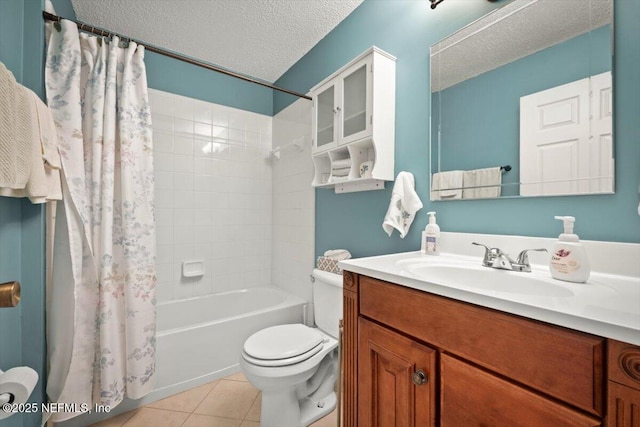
90, 372, 337, 427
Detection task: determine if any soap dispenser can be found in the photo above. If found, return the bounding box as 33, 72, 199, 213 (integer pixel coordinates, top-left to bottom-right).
549, 216, 590, 283
421, 212, 440, 255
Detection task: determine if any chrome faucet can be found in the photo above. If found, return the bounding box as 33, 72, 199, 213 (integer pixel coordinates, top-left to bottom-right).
472, 243, 547, 272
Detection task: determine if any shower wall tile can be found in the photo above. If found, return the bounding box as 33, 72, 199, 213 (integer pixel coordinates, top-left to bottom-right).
271, 99, 315, 323
149, 88, 272, 302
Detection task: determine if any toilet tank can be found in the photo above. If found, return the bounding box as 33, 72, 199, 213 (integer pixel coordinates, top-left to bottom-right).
312, 269, 343, 338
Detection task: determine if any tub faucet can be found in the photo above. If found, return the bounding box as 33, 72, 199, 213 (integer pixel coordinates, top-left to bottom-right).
472, 243, 547, 272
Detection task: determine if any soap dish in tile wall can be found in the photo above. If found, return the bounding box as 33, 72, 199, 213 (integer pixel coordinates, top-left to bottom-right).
182, 260, 205, 278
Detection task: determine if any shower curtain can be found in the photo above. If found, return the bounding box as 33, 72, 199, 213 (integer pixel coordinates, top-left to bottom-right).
44, 18, 156, 422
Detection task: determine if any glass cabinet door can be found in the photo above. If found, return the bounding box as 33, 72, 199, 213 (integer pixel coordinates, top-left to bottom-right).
315, 83, 337, 151
341, 59, 369, 144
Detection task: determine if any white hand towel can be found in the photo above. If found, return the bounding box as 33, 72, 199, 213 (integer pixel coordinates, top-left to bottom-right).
331, 167, 350, 177
323, 249, 352, 261
331, 158, 351, 169
0, 62, 31, 190
382, 171, 423, 238
430, 171, 463, 200
462, 167, 501, 199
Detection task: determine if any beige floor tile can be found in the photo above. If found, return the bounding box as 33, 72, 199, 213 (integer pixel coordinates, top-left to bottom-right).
194, 379, 259, 419
244, 393, 261, 421
147, 381, 219, 413
225, 372, 248, 382
310, 408, 337, 427
89, 409, 140, 427
239, 421, 260, 427
182, 413, 242, 427
121, 407, 189, 427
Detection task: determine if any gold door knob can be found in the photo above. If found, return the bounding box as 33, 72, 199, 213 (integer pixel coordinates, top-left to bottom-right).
412, 369, 428, 386
0, 281, 21, 308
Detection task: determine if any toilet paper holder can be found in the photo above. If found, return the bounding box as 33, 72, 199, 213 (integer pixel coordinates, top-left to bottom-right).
0, 370, 13, 405
0, 281, 20, 308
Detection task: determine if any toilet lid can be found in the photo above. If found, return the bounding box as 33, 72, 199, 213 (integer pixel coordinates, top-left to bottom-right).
243, 324, 324, 360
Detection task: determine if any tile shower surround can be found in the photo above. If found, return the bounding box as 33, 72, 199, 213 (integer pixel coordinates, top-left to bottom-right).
149, 89, 273, 302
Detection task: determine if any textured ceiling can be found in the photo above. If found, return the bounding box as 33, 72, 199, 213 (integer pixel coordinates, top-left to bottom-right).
431, 0, 613, 91
70, 0, 364, 83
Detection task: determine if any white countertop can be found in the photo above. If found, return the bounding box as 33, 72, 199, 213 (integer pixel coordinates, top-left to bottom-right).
340, 251, 640, 345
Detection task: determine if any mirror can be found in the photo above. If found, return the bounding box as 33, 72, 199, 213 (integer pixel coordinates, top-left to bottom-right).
430, 0, 613, 200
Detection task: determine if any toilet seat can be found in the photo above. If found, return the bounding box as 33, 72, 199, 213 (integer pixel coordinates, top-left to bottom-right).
243, 324, 325, 367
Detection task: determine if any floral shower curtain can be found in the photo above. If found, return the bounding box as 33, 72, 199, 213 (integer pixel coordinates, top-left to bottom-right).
45, 17, 156, 421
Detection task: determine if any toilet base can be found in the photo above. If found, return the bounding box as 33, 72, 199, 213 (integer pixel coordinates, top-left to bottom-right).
260, 390, 337, 427
300, 391, 336, 427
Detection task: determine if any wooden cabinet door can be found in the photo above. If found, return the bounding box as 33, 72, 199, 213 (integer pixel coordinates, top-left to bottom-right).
441, 354, 600, 427
608, 381, 640, 427
358, 318, 436, 427
607, 339, 640, 426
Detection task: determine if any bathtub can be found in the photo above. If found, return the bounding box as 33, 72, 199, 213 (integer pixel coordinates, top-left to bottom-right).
60, 287, 306, 427
154, 287, 307, 395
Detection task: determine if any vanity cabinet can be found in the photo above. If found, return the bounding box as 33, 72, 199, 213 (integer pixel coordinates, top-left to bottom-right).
341, 271, 639, 427
310, 47, 395, 193
607, 340, 640, 427
358, 318, 436, 427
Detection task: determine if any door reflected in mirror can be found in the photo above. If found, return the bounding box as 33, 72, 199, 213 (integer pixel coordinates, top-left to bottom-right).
430, 0, 614, 201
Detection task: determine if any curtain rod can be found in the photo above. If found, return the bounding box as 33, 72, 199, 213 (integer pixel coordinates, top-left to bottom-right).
42, 11, 312, 101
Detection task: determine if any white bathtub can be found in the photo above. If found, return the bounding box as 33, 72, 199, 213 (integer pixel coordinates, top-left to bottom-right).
60, 286, 307, 427
59, 287, 306, 427
154, 287, 307, 394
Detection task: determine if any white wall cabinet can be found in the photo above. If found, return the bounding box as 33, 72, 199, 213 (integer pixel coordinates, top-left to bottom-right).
311, 47, 396, 193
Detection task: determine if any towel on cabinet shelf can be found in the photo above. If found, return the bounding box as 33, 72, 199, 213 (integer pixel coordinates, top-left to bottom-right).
382, 171, 423, 238
462, 167, 501, 199
331, 158, 351, 169
331, 166, 350, 177
331, 175, 349, 183
431, 170, 463, 200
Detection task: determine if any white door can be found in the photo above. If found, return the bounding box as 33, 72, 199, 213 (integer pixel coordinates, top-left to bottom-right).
519, 72, 612, 196
589, 72, 614, 193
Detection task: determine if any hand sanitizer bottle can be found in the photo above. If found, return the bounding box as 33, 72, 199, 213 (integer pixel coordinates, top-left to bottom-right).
421, 212, 440, 255
549, 216, 590, 283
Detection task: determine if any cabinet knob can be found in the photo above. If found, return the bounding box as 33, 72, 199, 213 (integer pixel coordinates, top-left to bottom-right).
412, 369, 428, 386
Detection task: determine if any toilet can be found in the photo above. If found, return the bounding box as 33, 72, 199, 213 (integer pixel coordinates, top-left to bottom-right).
240, 269, 343, 427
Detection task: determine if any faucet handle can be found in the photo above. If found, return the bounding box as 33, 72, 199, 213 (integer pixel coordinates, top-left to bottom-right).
472, 242, 498, 267
513, 248, 548, 272
515, 248, 548, 265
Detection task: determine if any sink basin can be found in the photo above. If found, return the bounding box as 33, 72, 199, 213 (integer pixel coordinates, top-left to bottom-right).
401, 263, 575, 297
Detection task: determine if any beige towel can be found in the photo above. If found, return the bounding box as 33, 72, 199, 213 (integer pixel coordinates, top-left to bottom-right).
462, 167, 502, 199
0, 62, 31, 189
31, 89, 62, 201
0, 87, 61, 203
323, 249, 352, 261
430, 170, 463, 200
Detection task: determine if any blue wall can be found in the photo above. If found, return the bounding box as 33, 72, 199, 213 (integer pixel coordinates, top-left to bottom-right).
49, 0, 274, 116
145, 52, 274, 115
0, 1, 47, 426
274, 0, 640, 257
432, 25, 612, 197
